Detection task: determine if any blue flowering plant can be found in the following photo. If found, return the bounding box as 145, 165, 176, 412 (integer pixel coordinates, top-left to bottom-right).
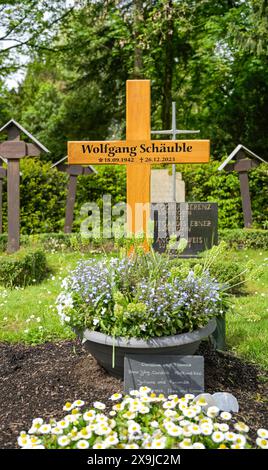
56, 244, 231, 339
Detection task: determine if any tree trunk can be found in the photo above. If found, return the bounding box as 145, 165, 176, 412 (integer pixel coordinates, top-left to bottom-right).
132, 0, 144, 79
161, 0, 174, 129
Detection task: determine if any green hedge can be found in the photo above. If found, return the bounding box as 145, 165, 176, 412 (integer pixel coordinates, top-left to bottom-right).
0, 159, 266, 233
0, 249, 48, 288
219, 228, 268, 249
0, 229, 267, 253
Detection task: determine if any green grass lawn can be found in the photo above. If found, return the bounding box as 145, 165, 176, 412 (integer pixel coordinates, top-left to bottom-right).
0, 248, 267, 369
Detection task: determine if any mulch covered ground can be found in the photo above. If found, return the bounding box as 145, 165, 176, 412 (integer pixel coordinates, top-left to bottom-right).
0, 340, 267, 449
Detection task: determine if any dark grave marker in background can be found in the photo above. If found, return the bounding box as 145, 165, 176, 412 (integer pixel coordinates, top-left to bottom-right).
152, 202, 218, 256
124, 355, 204, 396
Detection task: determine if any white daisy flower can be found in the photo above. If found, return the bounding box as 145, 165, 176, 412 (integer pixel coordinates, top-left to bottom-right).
231, 443, 244, 449
78, 428, 92, 439
167, 425, 183, 437
93, 401, 106, 410
185, 394, 195, 400
110, 393, 122, 401
220, 411, 232, 421
201, 425, 213, 436
212, 431, 225, 443
104, 435, 119, 447
123, 411, 137, 420
256, 438, 268, 449
192, 442, 205, 449
200, 417, 213, 426
73, 400, 85, 408
18, 436, 31, 447
163, 401, 176, 409
63, 402, 73, 412
234, 422, 249, 433
151, 437, 166, 449
225, 432, 237, 442
76, 439, 89, 449
83, 410, 96, 421
139, 386, 151, 394
57, 419, 69, 429
218, 423, 229, 433
93, 442, 107, 449
51, 426, 63, 435
182, 426, 192, 438
207, 406, 220, 418
128, 422, 141, 434
112, 403, 124, 412
183, 408, 196, 418
189, 424, 201, 435
32, 418, 43, 426
125, 443, 140, 449
58, 436, 70, 447
95, 424, 111, 436
257, 429, 268, 439
235, 434, 246, 446
139, 406, 150, 414
180, 438, 192, 449
39, 424, 51, 434
164, 409, 177, 418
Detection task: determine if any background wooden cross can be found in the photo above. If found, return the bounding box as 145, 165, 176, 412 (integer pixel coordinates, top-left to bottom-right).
52, 156, 96, 233
0, 119, 49, 252
68, 80, 210, 237
218, 144, 266, 228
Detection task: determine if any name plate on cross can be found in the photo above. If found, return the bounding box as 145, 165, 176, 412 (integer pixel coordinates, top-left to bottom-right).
68, 140, 209, 165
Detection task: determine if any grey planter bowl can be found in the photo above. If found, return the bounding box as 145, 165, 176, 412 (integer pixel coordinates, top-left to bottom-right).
82, 318, 216, 378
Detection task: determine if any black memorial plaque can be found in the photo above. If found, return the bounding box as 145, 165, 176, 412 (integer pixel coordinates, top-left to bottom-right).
124, 355, 204, 396
151, 202, 218, 256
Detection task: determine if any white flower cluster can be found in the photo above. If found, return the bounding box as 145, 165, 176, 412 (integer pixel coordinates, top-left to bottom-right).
56, 292, 74, 324
17, 388, 268, 449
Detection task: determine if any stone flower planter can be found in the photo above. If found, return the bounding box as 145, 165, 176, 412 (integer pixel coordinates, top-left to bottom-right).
82, 319, 216, 378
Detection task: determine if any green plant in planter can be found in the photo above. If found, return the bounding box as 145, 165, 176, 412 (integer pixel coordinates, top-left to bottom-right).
56, 243, 234, 339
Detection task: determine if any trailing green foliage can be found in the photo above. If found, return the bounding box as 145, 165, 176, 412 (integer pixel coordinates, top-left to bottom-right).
171, 258, 247, 296
0, 249, 48, 288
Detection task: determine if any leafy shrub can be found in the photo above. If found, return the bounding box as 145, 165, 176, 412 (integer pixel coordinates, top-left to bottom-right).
171, 258, 246, 295
219, 228, 268, 250
0, 249, 48, 288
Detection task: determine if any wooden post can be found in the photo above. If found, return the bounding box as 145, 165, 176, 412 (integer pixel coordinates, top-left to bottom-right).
239, 171, 253, 228
64, 174, 78, 233
0, 160, 3, 234
126, 80, 151, 234
7, 159, 20, 252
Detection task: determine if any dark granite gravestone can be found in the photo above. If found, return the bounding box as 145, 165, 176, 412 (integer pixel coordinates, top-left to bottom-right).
124, 355, 204, 396
151, 202, 218, 256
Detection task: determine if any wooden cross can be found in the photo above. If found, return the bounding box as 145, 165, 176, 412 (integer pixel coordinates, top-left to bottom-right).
0, 158, 7, 234
68, 80, 210, 236
52, 156, 96, 233
0, 119, 49, 252
218, 144, 266, 228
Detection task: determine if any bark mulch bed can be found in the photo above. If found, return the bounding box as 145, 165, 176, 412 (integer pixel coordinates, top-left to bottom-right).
0, 340, 267, 449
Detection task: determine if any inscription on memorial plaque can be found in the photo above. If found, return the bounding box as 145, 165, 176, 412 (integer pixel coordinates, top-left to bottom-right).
151, 202, 218, 255
124, 355, 204, 396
